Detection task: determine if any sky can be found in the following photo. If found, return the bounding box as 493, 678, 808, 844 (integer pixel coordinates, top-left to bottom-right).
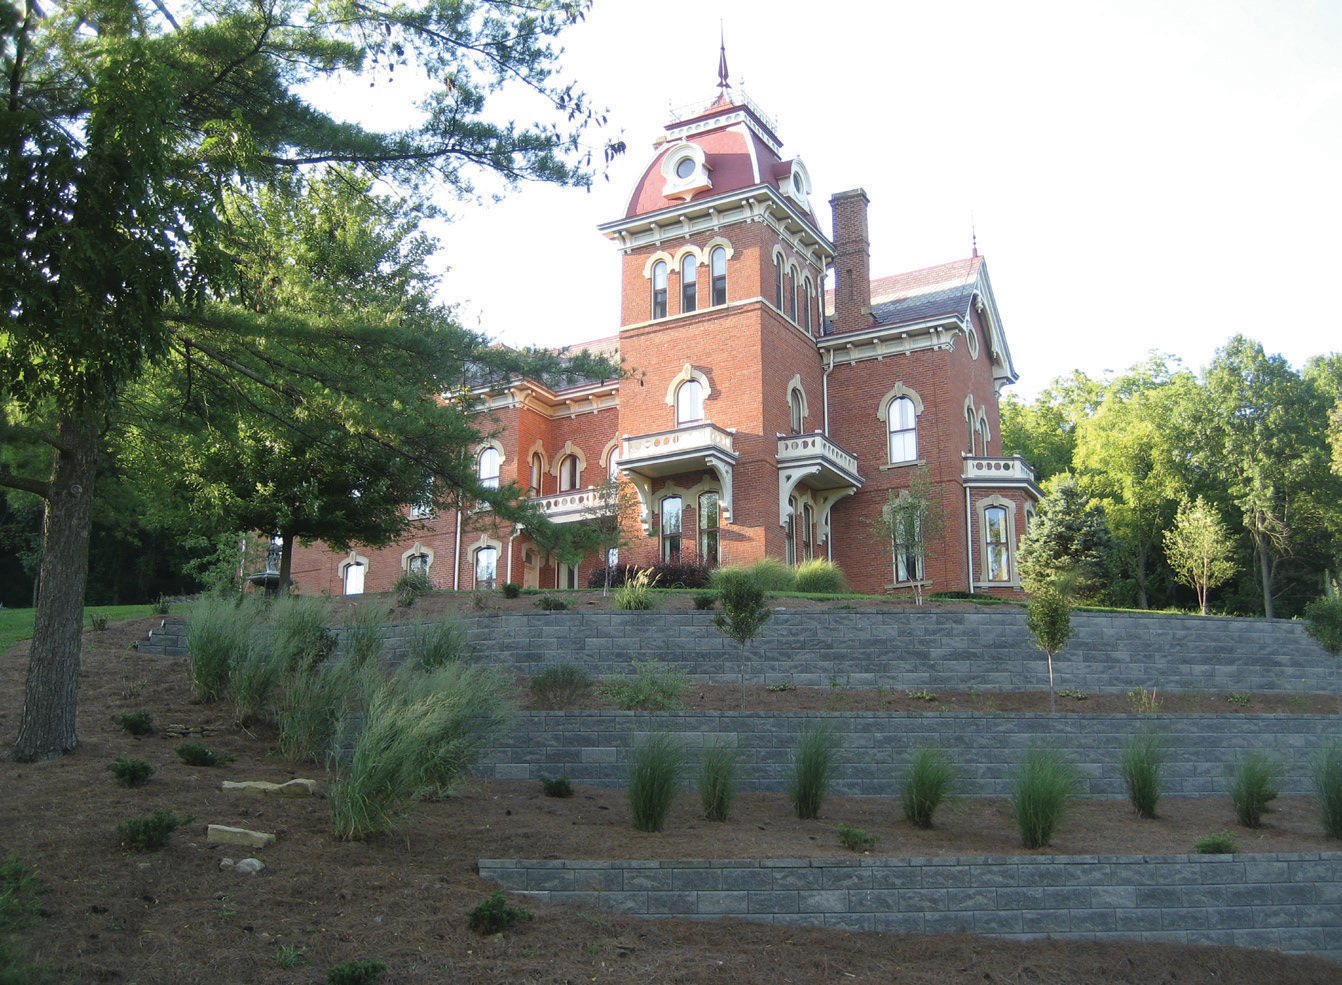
320, 0, 1342, 401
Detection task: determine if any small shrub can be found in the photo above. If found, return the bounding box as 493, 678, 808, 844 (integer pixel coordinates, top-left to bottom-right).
1195, 830, 1239, 854
540, 774, 573, 798
117, 809, 193, 852
600, 660, 689, 711
1126, 687, 1160, 714
787, 722, 840, 820
501, 582, 521, 599
905, 689, 937, 702
792, 559, 847, 594
1009, 744, 1080, 849
1226, 693, 1251, 707
1309, 740, 1342, 839
697, 741, 739, 822
900, 744, 961, 829
1119, 729, 1167, 819
614, 568, 658, 610
765, 682, 796, 692
535, 595, 569, 611
326, 959, 386, 985
1057, 688, 1089, 701
176, 744, 234, 768
837, 824, 878, 851
187, 596, 257, 703
692, 591, 718, 610
1302, 595, 1342, 655
0, 856, 44, 982
274, 943, 309, 969
88, 613, 110, 631
467, 890, 534, 935
627, 732, 687, 832
529, 662, 594, 710
117, 711, 153, 736
152, 594, 172, 616
408, 617, 468, 670
394, 570, 433, 607
108, 757, 154, 788
1228, 751, 1281, 828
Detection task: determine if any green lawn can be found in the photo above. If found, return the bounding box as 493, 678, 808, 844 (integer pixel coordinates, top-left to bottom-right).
0, 605, 157, 651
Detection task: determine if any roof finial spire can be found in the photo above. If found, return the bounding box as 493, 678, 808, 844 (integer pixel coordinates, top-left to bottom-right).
717, 23, 730, 91
971, 214, 979, 258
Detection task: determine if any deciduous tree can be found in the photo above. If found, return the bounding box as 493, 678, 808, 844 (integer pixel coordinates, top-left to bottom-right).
1163, 497, 1237, 615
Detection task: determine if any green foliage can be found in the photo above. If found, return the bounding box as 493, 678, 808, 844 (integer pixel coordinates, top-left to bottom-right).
600, 660, 689, 711
271, 597, 337, 673
108, 757, 154, 788
1126, 687, 1161, 713
1009, 744, 1080, 849
0, 856, 45, 985
88, 613, 110, 631
1309, 740, 1342, 839
176, 744, 233, 768
614, 568, 658, 610
791, 559, 848, 594
869, 466, 948, 603
905, 689, 937, 702
276, 647, 383, 764
408, 618, 468, 671
535, 595, 569, 611
1226, 693, 1252, 707
1119, 729, 1167, 819
501, 582, 522, 599
187, 596, 257, 703
1019, 476, 1114, 600
326, 959, 387, 985
787, 723, 841, 820
117, 809, 193, 852
229, 629, 285, 722
341, 606, 387, 669
1058, 689, 1089, 701
467, 890, 534, 935
539, 775, 573, 798
837, 824, 878, 851
712, 557, 795, 593
627, 732, 687, 832
1303, 595, 1342, 656
697, 741, 740, 822
900, 744, 962, 829
1164, 496, 1238, 615
274, 943, 309, 969
117, 711, 154, 736
1195, 830, 1239, 854
529, 663, 594, 710
1228, 751, 1281, 828
329, 664, 514, 840
692, 591, 718, 610
1026, 584, 1074, 710
394, 571, 433, 607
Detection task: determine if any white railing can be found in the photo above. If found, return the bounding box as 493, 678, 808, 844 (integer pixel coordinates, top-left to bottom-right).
962, 457, 1037, 482
621, 424, 735, 463
776, 433, 860, 476
529, 488, 606, 523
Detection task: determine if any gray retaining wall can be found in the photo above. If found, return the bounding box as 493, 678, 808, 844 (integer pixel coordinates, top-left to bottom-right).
481, 711, 1337, 798
479, 853, 1342, 960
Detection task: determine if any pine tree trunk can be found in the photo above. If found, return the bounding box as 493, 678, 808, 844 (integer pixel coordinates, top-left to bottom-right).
10, 415, 100, 762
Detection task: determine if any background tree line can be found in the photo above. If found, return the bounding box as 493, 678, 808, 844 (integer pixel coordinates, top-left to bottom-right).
1003, 340, 1342, 618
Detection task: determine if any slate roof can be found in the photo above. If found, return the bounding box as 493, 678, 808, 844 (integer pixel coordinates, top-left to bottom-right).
826, 256, 983, 335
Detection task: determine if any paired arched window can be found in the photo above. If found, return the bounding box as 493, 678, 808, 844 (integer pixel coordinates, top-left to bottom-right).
529, 452, 544, 495
651, 260, 668, 319
698, 492, 720, 565
887, 397, 918, 463
774, 254, 784, 309
802, 277, 813, 333
681, 255, 697, 313
557, 454, 580, 492
786, 265, 797, 321
710, 247, 727, 306
675, 378, 704, 425
477, 447, 501, 489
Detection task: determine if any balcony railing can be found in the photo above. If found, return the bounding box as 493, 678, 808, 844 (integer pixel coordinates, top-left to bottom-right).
529, 488, 608, 524
621, 423, 736, 465
776, 432, 861, 480
962, 456, 1037, 483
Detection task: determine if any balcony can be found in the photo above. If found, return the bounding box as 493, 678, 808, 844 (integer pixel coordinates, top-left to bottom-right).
619, 423, 739, 526
528, 488, 609, 524
962, 456, 1037, 485
776, 433, 863, 490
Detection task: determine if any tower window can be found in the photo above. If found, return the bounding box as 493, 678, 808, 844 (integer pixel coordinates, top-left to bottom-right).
789, 388, 804, 434
774, 255, 783, 309
675, 378, 704, 425
558, 454, 580, 492
710, 247, 727, 306
652, 260, 668, 319
530, 452, 544, 495
675, 156, 696, 179
477, 447, 501, 489
802, 277, 813, 333
887, 396, 918, 463
681, 255, 697, 313
661, 496, 683, 562
787, 266, 796, 321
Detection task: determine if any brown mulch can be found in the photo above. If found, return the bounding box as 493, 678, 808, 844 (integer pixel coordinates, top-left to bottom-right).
0, 608, 1338, 985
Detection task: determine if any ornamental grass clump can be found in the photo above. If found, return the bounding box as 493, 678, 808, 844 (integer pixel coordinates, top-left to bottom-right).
1009, 743, 1080, 849
627, 732, 687, 832
787, 722, 840, 820
276, 647, 383, 763
791, 559, 847, 594
614, 567, 658, 610
900, 744, 961, 829
1228, 750, 1282, 829
186, 595, 257, 702
529, 662, 594, 710
329, 664, 514, 840
1310, 740, 1342, 839
407, 617, 468, 670
697, 741, 740, 822
1119, 728, 1167, 819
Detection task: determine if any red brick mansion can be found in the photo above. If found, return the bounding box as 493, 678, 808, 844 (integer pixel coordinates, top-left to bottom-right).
290, 86, 1040, 599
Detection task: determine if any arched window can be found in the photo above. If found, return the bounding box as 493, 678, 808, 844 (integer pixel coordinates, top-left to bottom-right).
681, 254, 697, 313
774, 254, 784, 309
661, 496, 683, 562
893, 513, 924, 582
530, 452, 544, 496
698, 492, 720, 565
474, 547, 498, 590
984, 506, 1010, 582
675, 378, 704, 425
710, 247, 727, 306
801, 503, 814, 561
802, 277, 813, 333
887, 397, 918, 463
342, 561, 365, 595
477, 447, 501, 489
784, 498, 798, 564
787, 266, 797, 321
558, 454, 580, 492
789, 388, 805, 434
406, 552, 430, 575
652, 260, 668, 319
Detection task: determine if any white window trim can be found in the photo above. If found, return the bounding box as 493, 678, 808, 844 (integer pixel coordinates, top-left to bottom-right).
664, 364, 712, 413
338, 552, 370, 595
976, 495, 1019, 586
401, 542, 435, 574
877, 383, 924, 465
468, 535, 503, 590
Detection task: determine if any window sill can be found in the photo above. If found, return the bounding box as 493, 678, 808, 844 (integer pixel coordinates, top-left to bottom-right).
879, 459, 927, 472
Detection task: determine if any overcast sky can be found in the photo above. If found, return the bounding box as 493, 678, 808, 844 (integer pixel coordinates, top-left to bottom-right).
320, 0, 1341, 400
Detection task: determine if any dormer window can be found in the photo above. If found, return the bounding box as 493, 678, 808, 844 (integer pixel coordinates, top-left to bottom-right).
675, 157, 696, 179
661, 142, 711, 201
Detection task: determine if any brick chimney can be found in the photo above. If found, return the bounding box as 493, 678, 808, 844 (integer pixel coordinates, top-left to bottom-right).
829, 188, 873, 335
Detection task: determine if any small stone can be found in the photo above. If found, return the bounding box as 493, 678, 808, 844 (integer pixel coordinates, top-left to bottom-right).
221, 779, 318, 798
234, 858, 265, 874
206, 825, 276, 849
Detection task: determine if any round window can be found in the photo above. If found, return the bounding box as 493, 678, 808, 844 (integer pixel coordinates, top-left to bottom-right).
792, 172, 804, 195
675, 157, 696, 180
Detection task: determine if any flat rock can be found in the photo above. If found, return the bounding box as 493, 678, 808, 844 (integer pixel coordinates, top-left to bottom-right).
221, 779, 318, 798
207, 825, 276, 849
220, 857, 266, 874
